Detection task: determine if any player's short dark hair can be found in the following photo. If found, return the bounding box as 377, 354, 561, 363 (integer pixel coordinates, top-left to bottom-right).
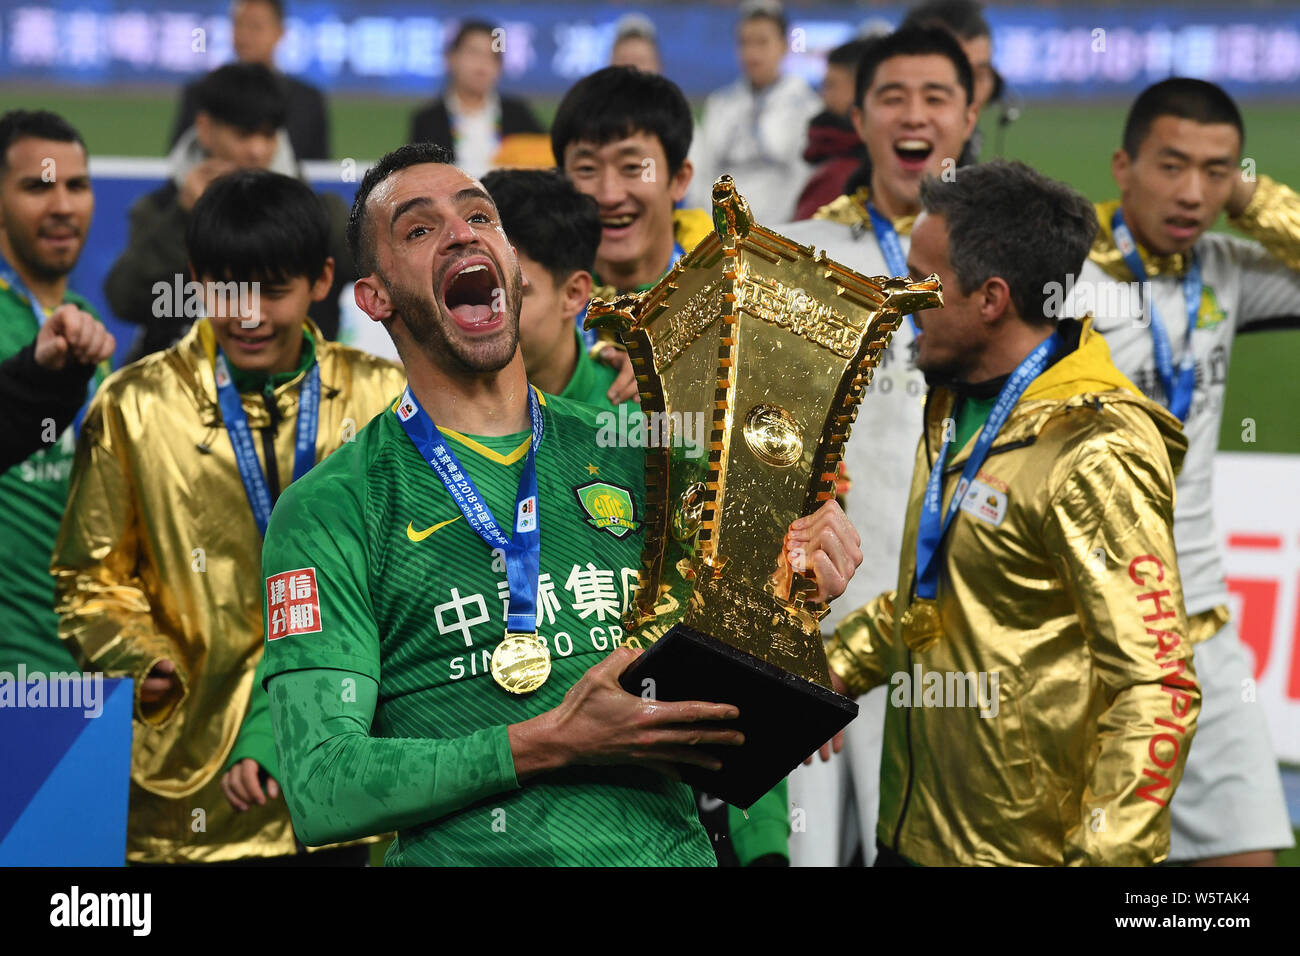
347, 142, 454, 276
919, 160, 1098, 325
194, 63, 287, 133
900, 0, 991, 41
188, 169, 331, 285
0, 110, 85, 170
448, 19, 500, 56
855, 26, 974, 108
738, 0, 788, 37
552, 66, 693, 175
479, 168, 600, 282
234, 0, 284, 21
827, 38, 873, 71
1122, 78, 1245, 159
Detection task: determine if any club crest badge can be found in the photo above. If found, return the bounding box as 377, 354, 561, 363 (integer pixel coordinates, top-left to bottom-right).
1195, 285, 1227, 331
574, 481, 640, 539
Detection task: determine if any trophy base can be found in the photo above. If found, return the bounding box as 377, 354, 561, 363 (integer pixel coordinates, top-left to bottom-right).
618, 623, 859, 808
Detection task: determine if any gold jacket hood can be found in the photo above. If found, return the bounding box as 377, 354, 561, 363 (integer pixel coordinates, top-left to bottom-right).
827, 318, 1198, 866
51, 319, 405, 862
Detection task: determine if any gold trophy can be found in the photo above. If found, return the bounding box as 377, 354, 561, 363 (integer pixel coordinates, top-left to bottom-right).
587, 177, 941, 807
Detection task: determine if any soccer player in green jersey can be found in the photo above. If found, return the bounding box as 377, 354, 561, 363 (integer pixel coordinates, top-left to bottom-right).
0, 110, 111, 675
259, 143, 862, 866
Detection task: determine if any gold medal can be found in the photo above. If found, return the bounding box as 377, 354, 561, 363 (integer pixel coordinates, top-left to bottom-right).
901, 598, 943, 652
491, 632, 552, 694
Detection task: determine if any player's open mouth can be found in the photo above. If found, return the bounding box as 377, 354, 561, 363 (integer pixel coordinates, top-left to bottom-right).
894, 138, 934, 172
441, 256, 503, 331
39, 226, 80, 248
600, 212, 638, 238
1164, 216, 1201, 241
229, 331, 274, 351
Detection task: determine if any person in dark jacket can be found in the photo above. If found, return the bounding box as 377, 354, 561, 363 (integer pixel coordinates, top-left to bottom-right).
794, 38, 871, 220
408, 20, 542, 178
169, 0, 330, 161
0, 305, 113, 472
108, 64, 353, 361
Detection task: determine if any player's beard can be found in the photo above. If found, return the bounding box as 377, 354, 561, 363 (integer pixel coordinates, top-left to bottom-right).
2, 211, 82, 282
385, 260, 523, 375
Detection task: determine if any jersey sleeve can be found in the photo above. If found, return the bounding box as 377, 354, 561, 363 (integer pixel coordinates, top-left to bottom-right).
261, 466, 381, 684
269, 667, 519, 847
1219, 235, 1300, 333
226, 648, 279, 778
1225, 175, 1300, 330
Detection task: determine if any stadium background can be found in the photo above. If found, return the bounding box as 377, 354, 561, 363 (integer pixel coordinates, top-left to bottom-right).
1, 0, 1296, 863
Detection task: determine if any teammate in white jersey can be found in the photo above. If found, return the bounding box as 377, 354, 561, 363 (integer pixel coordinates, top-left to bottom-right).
775, 26, 977, 867
1069, 78, 1299, 865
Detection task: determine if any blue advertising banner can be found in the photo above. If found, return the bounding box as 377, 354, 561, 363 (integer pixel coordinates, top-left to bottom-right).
1, 2, 1299, 100
0, 675, 133, 866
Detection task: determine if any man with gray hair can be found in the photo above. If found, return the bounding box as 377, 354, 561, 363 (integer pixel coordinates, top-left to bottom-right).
609, 14, 662, 74
816, 160, 1200, 865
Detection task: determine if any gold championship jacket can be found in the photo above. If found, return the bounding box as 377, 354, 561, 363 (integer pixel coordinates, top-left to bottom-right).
826, 318, 1200, 866
51, 319, 406, 863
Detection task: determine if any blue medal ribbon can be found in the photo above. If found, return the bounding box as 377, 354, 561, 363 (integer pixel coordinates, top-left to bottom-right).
914, 330, 1062, 601
214, 351, 320, 538
865, 202, 918, 335
1110, 208, 1200, 421
0, 254, 52, 330
0, 252, 97, 435
395, 384, 544, 634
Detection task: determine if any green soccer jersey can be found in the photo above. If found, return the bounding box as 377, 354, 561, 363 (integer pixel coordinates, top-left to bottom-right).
261, 388, 715, 866
557, 329, 618, 410
0, 281, 101, 673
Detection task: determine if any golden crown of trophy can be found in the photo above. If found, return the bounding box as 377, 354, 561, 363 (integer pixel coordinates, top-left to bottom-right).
586, 176, 941, 807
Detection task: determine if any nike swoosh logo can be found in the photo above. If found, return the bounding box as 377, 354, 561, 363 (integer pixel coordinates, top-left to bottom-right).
406, 515, 462, 542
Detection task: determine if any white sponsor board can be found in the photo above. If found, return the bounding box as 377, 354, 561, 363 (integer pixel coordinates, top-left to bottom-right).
1214, 453, 1300, 763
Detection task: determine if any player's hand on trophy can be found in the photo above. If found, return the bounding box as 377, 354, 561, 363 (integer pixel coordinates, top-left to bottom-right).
777, 499, 863, 603
220, 758, 282, 812
509, 647, 743, 780
805, 669, 851, 764
597, 345, 641, 405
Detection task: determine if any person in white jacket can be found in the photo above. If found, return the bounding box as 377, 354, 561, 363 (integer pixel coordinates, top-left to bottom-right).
687, 0, 821, 223
1067, 78, 1300, 866
775, 25, 977, 867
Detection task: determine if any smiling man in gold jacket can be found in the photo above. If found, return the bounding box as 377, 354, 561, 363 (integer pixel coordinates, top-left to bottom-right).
822, 160, 1199, 867
51, 171, 405, 864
